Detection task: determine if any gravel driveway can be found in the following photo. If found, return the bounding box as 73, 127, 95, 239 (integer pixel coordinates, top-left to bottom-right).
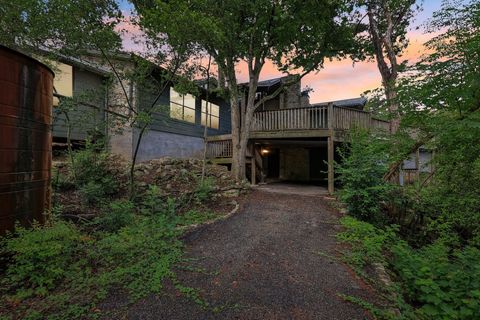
109, 184, 376, 319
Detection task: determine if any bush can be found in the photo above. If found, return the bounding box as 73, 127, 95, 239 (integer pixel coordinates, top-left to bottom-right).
336, 129, 395, 223
78, 181, 105, 206
52, 168, 75, 192
69, 141, 120, 206
96, 200, 135, 232
1, 222, 83, 299
195, 177, 214, 202
337, 216, 398, 269
392, 242, 480, 319
94, 214, 182, 298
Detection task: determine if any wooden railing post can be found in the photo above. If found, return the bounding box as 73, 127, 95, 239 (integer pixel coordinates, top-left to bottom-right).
327, 103, 335, 194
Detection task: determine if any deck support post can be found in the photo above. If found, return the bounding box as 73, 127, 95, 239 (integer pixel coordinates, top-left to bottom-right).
327, 103, 334, 195
250, 143, 256, 186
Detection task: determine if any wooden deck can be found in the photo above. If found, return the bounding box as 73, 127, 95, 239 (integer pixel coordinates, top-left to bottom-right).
206, 103, 390, 194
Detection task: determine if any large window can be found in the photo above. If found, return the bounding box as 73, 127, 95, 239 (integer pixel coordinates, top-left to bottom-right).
52, 62, 73, 106
201, 100, 220, 129
170, 88, 196, 123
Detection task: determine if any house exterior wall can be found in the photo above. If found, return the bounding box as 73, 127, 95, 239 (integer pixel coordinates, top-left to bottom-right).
134, 129, 204, 162
52, 66, 106, 141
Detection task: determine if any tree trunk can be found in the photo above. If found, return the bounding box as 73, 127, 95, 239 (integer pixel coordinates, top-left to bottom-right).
385, 82, 399, 133
230, 91, 243, 181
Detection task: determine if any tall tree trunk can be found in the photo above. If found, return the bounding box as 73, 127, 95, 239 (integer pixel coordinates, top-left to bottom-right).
230, 92, 244, 181
385, 83, 399, 133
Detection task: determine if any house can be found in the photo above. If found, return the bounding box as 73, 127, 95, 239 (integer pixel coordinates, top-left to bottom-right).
50, 53, 232, 162
206, 76, 390, 193
51, 53, 389, 193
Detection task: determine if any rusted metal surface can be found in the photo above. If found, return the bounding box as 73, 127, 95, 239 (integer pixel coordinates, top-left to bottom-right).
0, 45, 54, 234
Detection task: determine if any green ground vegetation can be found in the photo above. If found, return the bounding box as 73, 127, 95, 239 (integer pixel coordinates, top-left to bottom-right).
0, 142, 229, 319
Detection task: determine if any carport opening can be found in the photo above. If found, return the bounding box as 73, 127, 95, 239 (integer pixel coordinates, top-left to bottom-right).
255, 140, 341, 187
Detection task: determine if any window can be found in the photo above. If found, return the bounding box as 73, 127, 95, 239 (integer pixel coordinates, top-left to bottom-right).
201, 100, 220, 129
52, 62, 73, 106
169, 88, 196, 123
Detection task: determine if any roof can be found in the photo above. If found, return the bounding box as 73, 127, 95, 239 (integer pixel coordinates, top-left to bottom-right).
239, 75, 290, 89
311, 97, 367, 109
56, 54, 111, 76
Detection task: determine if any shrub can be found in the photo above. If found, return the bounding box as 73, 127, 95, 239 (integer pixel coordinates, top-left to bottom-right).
78, 181, 105, 206
139, 185, 163, 216
392, 242, 480, 319
69, 141, 120, 205
195, 177, 214, 202
337, 216, 398, 269
336, 129, 395, 223
93, 214, 182, 298
96, 200, 135, 232
52, 168, 75, 192
1, 222, 83, 299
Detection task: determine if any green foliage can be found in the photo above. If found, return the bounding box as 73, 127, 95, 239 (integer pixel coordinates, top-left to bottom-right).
336, 129, 396, 223
337, 216, 398, 270
195, 177, 214, 202
71, 141, 119, 206
96, 200, 135, 233
392, 242, 480, 319
52, 167, 75, 192
78, 181, 106, 206
139, 184, 163, 216
177, 210, 218, 227
0, 0, 122, 57
1, 222, 83, 299
93, 215, 183, 299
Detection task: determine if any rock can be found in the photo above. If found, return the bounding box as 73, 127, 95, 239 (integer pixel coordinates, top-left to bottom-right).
222, 189, 240, 197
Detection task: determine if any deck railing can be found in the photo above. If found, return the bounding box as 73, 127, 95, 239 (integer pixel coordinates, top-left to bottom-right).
251, 105, 389, 132
206, 139, 232, 158
207, 105, 390, 159
251, 105, 328, 131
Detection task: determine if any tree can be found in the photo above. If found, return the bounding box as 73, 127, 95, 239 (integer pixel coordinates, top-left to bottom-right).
0, 0, 122, 56
353, 0, 420, 132
395, 0, 480, 243
133, 0, 356, 181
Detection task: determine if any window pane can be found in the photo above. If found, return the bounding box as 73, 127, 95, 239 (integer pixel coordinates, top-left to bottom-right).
170, 87, 183, 105
211, 116, 219, 129
53, 62, 73, 97
201, 111, 207, 126
211, 104, 220, 117
170, 103, 183, 120
184, 94, 196, 110
184, 107, 195, 123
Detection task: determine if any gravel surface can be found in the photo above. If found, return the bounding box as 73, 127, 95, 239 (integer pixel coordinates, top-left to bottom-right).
104, 185, 376, 319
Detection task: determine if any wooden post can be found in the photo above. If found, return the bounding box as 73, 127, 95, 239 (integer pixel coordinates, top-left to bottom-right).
250, 143, 256, 186
327, 103, 334, 194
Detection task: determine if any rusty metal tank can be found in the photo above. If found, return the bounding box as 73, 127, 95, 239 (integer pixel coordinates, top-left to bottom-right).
0, 45, 54, 234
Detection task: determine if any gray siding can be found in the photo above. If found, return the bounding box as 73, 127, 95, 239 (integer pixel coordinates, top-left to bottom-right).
137, 83, 231, 138
52, 67, 106, 140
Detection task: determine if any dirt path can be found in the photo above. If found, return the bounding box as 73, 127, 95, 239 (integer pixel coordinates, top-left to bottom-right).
108, 184, 375, 319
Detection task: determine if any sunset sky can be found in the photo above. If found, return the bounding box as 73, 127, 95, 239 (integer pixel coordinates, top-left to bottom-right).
119, 0, 444, 103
